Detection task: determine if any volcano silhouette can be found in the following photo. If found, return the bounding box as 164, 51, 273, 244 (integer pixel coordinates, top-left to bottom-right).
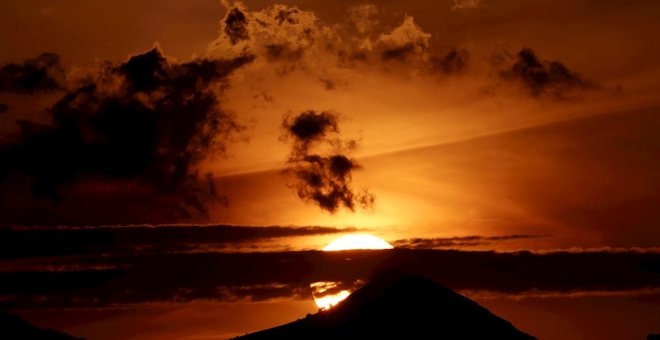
0, 311, 83, 340
237, 272, 535, 339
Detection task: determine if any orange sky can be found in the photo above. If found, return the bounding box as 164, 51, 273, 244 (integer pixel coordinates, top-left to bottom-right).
2, 0, 660, 248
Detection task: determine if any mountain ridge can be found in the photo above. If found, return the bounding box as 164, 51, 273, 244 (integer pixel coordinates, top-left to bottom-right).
0, 311, 83, 340
236, 271, 536, 339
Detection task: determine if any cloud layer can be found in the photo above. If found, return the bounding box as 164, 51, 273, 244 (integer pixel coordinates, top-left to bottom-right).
1, 248, 658, 308
0, 224, 355, 259
393, 235, 544, 249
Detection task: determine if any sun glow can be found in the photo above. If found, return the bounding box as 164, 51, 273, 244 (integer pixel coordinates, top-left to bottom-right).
322, 234, 394, 251
314, 290, 351, 310
310, 281, 355, 310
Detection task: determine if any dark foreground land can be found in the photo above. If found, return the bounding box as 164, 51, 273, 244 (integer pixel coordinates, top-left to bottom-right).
237, 272, 536, 339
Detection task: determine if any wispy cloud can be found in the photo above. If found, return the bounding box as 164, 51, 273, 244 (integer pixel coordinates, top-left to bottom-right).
0, 224, 356, 259
452, 0, 482, 11
393, 235, 544, 249
463, 287, 660, 300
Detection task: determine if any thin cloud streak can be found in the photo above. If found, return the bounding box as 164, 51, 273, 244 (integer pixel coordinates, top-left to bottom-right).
393, 235, 545, 249
0, 225, 357, 259
463, 287, 660, 301
1, 249, 658, 308
357, 103, 660, 162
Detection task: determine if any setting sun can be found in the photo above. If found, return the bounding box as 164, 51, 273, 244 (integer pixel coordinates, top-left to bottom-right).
313, 290, 351, 310
322, 234, 394, 251
310, 281, 360, 310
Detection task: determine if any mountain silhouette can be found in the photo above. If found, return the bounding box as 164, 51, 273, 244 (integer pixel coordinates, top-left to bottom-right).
0, 311, 83, 340
236, 271, 536, 339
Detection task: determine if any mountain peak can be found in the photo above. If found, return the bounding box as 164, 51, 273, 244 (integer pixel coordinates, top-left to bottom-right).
237, 271, 536, 339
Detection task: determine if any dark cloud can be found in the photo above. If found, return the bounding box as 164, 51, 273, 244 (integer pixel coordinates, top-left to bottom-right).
0, 225, 356, 259
431, 48, 469, 74
0, 53, 65, 94
382, 44, 470, 76
0, 48, 253, 225
393, 235, 543, 249
284, 111, 338, 143
381, 43, 417, 62
223, 7, 250, 45
211, 3, 317, 69
319, 78, 336, 90
502, 48, 593, 99
0, 103, 8, 114
264, 44, 304, 62
211, 4, 475, 79
281, 110, 374, 213
1, 248, 659, 308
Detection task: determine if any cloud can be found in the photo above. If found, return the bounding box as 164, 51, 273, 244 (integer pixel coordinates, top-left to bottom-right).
379, 15, 430, 63
0, 53, 66, 94
430, 48, 469, 75
0, 225, 356, 259
500, 48, 594, 99
1, 248, 659, 308
0, 47, 253, 224
452, 0, 482, 10
283, 111, 338, 148
347, 4, 379, 35
281, 110, 374, 213
393, 235, 544, 249
208, 3, 469, 77
223, 6, 250, 45
209, 3, 324, 65
205, 2, 618, 105
463, 287, 660, 301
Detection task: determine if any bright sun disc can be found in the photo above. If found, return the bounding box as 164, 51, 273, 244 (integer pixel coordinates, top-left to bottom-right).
322, 234, 394, 251
310, 280, 362, 310
313, 290, 351, 310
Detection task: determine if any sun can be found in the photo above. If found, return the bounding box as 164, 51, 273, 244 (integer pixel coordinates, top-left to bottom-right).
322, 234, 394, 251
312, 288, 351, 310
310, 280, 362, 310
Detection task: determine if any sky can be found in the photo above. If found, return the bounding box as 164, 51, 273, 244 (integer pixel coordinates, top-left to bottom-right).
1, 0, 660, 339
